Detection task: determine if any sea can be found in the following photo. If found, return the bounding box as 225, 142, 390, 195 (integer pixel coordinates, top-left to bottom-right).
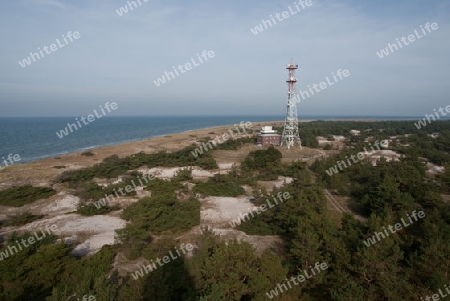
0, 115, 430, 164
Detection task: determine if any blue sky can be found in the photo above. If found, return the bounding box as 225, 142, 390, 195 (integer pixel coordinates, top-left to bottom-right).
0, 0, 449, 117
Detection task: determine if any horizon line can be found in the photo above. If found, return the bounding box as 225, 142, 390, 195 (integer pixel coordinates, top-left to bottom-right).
1, 115, 449, 118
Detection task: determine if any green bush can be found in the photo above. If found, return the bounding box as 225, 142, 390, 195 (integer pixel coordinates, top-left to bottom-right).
282, 161, 307, 177
236, 219, 279, 235
215, 137, 255, 150
76, 203, 120, 216
72, 173, 143, 202
193, 174, 245, 197
0, 232, 64, 300
118, 176, 199, 240
0, 185, 57, 207
56, 145, 218, 184
242, 145, 282, 170
81, 151, 94, 157
145, 178, 187, 195
173, 167, 193, 182
121, 195, 200, 235
52, 165, 66, 169
241, 146, 283, 180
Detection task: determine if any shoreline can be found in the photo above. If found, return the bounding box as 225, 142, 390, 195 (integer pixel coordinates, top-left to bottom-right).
15, 123, 267, 164
0, 120, 287, 188
12, 117, 405, 164
4, 117, 446, 164
2, 117, 443, 188
12, 120, 286, 165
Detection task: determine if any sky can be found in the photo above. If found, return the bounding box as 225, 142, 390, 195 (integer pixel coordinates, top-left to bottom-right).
0, 0, 449, 117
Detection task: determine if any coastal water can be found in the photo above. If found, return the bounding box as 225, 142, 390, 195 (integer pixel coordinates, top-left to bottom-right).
0, 115, 429, 164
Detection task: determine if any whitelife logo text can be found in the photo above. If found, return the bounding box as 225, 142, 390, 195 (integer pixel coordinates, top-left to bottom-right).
190, 121, 253, 158
0, 224, 59, 261
18, 31, 80, 68
376, 22, 439, 59
131, 243, 193, 280
153, 50, 215, 87
363, 210, 425, 247
56, 102, 118, 139
250, 0, 313, 35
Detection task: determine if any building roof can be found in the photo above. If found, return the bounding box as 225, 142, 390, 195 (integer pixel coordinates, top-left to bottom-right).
260, 126, 277, 134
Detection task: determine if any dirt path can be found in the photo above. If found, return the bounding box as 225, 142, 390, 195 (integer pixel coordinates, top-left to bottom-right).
324, 189, 367, 221
324, 189, 348, 213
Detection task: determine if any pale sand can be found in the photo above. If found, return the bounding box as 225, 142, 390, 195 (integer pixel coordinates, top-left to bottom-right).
426, 162, 445, 175
257, 176, 294, 192
182, 196, 284, 256
201, 196, 258, 228
366, 149, 403, 165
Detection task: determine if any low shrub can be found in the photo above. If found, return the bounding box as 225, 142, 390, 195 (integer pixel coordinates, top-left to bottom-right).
0, 185, 57, 207
76, 203, 121, 216
121, 196, 200, 234
193, 174, 245, 197
173, 167, 193, 182
56, 146, 217, 184
81, 151, 94, 157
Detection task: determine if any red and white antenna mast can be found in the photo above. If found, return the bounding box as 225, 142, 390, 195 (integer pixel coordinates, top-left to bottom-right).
281, 58, 301, 149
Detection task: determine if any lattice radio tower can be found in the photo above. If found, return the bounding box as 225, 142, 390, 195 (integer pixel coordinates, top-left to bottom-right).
281, 59, 301, 149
